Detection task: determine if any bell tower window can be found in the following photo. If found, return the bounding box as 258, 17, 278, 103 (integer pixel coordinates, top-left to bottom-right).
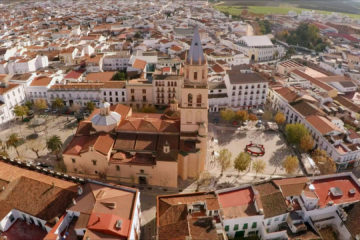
196, 94, 202, 107
188, 94, 193, 107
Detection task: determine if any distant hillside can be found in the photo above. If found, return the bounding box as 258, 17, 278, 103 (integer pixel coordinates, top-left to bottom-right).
222, 0, 360, 15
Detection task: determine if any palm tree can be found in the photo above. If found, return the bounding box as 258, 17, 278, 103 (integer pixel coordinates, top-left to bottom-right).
6, 133, 21, 158
46, 135, 63, 160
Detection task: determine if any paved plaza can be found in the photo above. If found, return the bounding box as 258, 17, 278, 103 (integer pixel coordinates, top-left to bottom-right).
205, 121, 304, 187
0, 114, 78, 166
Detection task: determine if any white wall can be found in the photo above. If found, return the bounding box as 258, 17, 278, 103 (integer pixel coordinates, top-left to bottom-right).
129, 192, 141, 240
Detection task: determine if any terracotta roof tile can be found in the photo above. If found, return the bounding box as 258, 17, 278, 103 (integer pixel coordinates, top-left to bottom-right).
132, 59, 147, 70
305, 115, 342, 135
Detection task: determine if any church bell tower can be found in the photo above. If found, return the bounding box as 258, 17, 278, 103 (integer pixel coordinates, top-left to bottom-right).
179, 26, 208, 178
180, 26, 208, 133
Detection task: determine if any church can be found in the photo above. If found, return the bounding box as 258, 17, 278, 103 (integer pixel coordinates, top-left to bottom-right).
62, 28, 208, 188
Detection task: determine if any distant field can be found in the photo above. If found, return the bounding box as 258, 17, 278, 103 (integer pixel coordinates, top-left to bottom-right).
219, 0, 360, 14
214, 4, 360, 19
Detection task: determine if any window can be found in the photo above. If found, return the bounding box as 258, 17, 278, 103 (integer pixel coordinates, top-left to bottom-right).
252, 222, 257, 229
143, 96, 147, 101
196, 94, 202, 107
243, 223, 248, 229
92, 160, 97, 166
194, 72, 197, 80
142, 89, 146, 94
74, 168, 77, 172
95, 170, 98, 174
188, 94, 193, 107
72, 158, 76, 163
234, 224, 239, 231
122, 92, 125, 96
131, 89, 134, 94
109, 92, 112, 96
140, 169, 144, 174
267, 219, 271, 226
282, 215, 286, 221
116, 165, 120, 171
9, 214, 15, 223
225, 225, 229, 232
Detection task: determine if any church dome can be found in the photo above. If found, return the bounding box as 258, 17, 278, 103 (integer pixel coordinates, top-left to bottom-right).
91, 102, 121, 132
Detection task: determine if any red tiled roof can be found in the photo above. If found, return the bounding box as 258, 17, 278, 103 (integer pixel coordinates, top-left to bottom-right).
132, 59, 146, 70
218, 187, 254, 208
85, 72, 116, 83
87, 213, 130, 238
312, 175, 360, 208
0, 83, 19, 95
292, 69, 334, 91
30, 76, 52, 86
64, 70, 85, 79
305, 115, 341, 135
211, 63, 224, 73
274, 87, 299, 103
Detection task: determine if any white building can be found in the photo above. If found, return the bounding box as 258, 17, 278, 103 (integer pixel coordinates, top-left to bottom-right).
0, 75, 26, 125
208, 81, 228, 112
236, 35, 285, 62
224, 67, 268, 110
102, 53, 130, 71
268, 86, 360, 169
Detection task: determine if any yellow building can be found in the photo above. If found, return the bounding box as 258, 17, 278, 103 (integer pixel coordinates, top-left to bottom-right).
62, 29, 208, 188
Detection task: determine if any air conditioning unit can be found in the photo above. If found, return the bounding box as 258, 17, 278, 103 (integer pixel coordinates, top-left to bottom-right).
115, 220, 122, 230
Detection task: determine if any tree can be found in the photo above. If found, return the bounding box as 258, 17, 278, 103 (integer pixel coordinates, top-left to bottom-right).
46, 135, 63, 160
262, 111, 273, 121
235, 110, 248, 122
140, 105, 157, 113
25, 101, 33, 110
248, 113, 258, 121
52, 98, 64, 112
6, 133, 21, 157
258, 19, 272, 34
283, 155, 299, 174
277, 23, 328, 52
300, 134, 314, 152
28, 140, 44, 158
285, 123, 309, 145
234, 152, 251, 175
311, 149, 336, 174
86, 101, 95, 113
274, 112, 286, 125
13, 105, 29, 120
112, 71, 126, 81
217, 149, 232, 175
220, 109, 235, 122
34, 99, 47, 113
0, 140, 9, 158
252, 159, 266, 176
